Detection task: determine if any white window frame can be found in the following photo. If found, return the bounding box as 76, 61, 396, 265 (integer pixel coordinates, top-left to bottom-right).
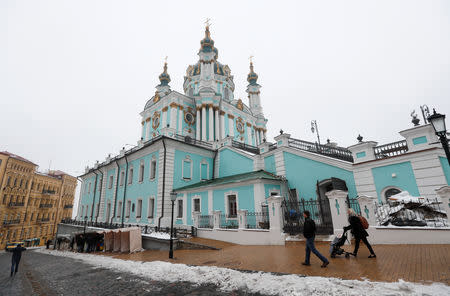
192, 196, 201, 213
381, 186, 402, 202
181, 156, 193, 180
150, 156, 157, 180
120, 171, 125, 186
117, 201, 122, 218
128, 167, 134, 184
138, 161, 145, 183
200, 159, 209, 181
108, 175, 114, 189
147, 197, 155, 218
225, 191, 239, 218
176, 199, 183, 218
126, 200, 131, 218
136, 198, 143, 219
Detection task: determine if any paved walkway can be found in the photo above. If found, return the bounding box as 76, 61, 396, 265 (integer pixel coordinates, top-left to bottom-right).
0, 250, 263, 295
110, 239, 450, 285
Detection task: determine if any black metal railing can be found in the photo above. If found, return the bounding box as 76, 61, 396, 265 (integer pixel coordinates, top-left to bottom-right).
346, 197, 361, 215
3, 219, 21, 225
174, 134, 213, 149
246, 212, 270, 229
288, 138, 353, 162
198, 215, 214, 229
268, 143, 277, 151
232, 140, 260, 154
374, 140, 408, 159
282, 199, 334, 235
39, 204, 53, 208
8, 202, 24, 207
375, 197, 448, 227
64, 205, 73, 209
219, 214, 238, 229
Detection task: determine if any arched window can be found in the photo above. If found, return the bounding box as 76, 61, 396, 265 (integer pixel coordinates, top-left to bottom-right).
224, 88, 229, 100
383, 187, 401, 202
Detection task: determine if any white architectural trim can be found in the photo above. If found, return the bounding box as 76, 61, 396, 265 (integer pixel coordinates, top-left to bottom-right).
181, 155, 193, 180
224, 190, 239, 215
200, 159, 209, 180
192, 194, 202, 213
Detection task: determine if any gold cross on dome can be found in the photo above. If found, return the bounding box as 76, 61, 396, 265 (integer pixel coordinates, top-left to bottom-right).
205, 18, 211, 27
164, 56, 168, 63
249, 55, 254, 63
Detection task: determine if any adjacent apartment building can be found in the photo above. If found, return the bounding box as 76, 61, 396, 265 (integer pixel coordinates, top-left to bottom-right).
0, 151, 77, 249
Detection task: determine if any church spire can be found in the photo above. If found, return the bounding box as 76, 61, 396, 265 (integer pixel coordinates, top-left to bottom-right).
247, 56, 259, 85
246, 57, 263, 117
200, 19, 215, 54
156, 57, 171, 95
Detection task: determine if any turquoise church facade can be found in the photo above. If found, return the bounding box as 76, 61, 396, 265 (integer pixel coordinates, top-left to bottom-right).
76, 25, 450, 233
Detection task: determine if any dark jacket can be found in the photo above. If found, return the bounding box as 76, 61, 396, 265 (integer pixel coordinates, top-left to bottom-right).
303, 217, 316, 239
12, 246, 26, 261
344, 215, 368, 238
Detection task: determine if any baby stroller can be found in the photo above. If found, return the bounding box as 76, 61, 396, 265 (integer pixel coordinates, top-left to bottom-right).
330, 229, 352, 258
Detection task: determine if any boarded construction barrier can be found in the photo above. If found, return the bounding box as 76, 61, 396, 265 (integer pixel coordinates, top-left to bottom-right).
113, 229, 121, 252
103, 231, 114, 252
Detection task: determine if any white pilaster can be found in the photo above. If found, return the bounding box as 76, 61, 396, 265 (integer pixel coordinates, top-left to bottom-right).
208, 190, 213, 214
228, 116, 234, 138
237, 210, 248, 229
255, 129, 260, 145
161, 107, 168, 129
208, 105, 214, 141
436, 186, 450, 225
357, 195, 377, 226
220, 112, 225, 139
202, 106, 207, 141
247, 125, 252, 144
177, 107, 183, 135
196, 108, 201, 140
214, 108, 219, 141
267, 196, 284, 230
170, 106, 177, 129
325, 190, 349, 235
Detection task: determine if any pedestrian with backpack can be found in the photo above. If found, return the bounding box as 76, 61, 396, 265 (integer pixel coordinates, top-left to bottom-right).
344, 208, 376, 258
301, 210, 329, 268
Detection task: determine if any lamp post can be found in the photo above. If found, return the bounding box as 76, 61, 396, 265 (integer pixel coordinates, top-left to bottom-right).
169, 191, 177, 259
311, 120, 321, 146
84, 215, 88, 235
428, 109, 450, 165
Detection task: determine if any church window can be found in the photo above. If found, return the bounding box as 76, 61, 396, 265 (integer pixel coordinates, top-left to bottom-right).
126, 200, 131, 218
148, 198, 155, 218
120, 171, 125, 186
136, 199, 142, 218
150, 158, 157, 180
182, 156, 192, 180
139, 161, 145, 182
128, 167, 134, 184
108, 175, 114, 189
227, 195, 237, 218
224, 88, 229, 100
384, 187, 402, 202
88, 182, 91, 193
200, 161, 208, 180
193, 198, 200, 212
7, 176, 11, 186
177, 200, 183, 218
117, 202, 122, 218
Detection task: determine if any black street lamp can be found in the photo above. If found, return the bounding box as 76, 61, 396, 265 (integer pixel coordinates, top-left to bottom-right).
169, 191, 177, 259
428, 109, 450, 165
84, 215, 88, 235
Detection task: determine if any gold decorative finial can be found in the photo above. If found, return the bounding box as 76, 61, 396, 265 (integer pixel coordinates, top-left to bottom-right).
163, 56, 168, 73
249, 55, 254, 63
205, 18, 211, 28
164, 56, 168, 63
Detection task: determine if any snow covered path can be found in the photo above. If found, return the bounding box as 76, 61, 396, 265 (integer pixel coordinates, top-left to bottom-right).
37, 249, 449, 296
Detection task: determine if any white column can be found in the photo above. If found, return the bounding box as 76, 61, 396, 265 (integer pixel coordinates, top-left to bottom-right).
263, 130, 267, 142
214, 108, 219, 141
213, 210, 221, 229
237, 210, 248, 229
196, 108, 201, 140
170, 106, 177, 129
325, 190, 349, 235
259, 130, 263, 143
208, 105, 214, 141
267, 196, 283, 231
146, 121, 150, 140
177, 107, 183, 135
220, 112, 225, 139
228, 116, 234, 138
202, 106, 207, 141
246, 125, 252, 144
255, 128, 260, 145
358, 195, 377, 226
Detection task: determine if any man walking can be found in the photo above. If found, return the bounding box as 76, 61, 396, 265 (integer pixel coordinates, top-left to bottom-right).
302, 210, 329, 268
11, 244, 27, 277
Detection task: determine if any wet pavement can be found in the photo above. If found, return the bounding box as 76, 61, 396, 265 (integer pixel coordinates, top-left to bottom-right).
0, 250, 265, 296
107, 238, 450, 285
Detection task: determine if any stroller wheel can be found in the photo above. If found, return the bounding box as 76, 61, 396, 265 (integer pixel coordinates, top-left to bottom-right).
345, 253, 350, 258
331, 254, 336, 258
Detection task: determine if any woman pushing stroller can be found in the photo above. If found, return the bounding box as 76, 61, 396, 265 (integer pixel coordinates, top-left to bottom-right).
344, 208, 376, 258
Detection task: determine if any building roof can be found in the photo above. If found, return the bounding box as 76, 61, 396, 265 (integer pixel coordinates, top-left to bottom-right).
0, 151, 37, 166
174, 170, 283, 192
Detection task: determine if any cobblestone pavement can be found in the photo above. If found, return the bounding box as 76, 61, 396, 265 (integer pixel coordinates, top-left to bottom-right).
0, 250, 265, 296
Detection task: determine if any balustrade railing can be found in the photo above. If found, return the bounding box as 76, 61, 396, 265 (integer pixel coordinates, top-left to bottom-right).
174, 134, 213, 149
219, 214, 238, 229
346, 197, 361, 215
198, 215, 214, 229
245, 212, 270, 229
231, 140, 260, 154
288, 138, 354, 162
374, 140, 408, 159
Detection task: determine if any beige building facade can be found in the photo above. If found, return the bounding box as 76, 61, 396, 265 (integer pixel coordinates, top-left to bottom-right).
0, 151, 77, 249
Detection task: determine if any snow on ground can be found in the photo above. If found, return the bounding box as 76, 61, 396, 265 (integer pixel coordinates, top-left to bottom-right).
142, 231, 170, 240
36, 249, 449, 296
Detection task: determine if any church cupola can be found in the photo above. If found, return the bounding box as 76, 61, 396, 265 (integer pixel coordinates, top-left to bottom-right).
246, 58, 263, 117
200, 24, 215, 54
156, 59, 171, 96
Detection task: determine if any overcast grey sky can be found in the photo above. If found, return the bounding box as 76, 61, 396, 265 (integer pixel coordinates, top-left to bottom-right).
1, 0, 450, 181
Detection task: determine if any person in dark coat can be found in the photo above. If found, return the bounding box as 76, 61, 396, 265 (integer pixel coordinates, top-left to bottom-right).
11, 244, 27, 277
301, 210, 329, 267
46, 239, 51, 249
344, 208, 376, 258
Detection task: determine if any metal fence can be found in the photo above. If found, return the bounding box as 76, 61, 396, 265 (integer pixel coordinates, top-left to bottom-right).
219, 214, 239, 229
198, 215, 214, 229
288, 138, 353, 162
246, 212, 270, 229
374, 140, 408, 159
346, 197, 361, 215
282, 199, 333, 235
375, 197, 448, 227
232, 140, 260, 154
